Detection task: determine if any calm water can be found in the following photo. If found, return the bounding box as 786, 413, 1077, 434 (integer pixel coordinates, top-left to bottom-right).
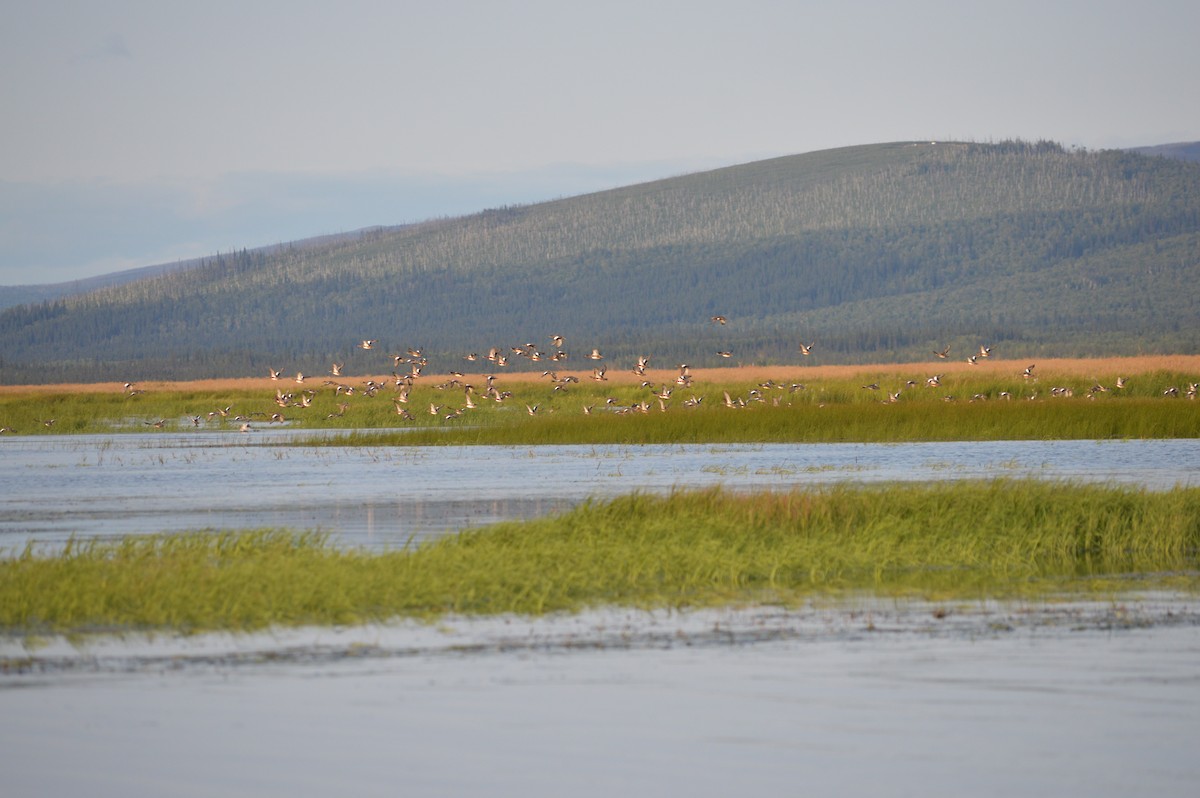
2, 432, 1198, 552
3, 599, 1199, 798
4, 433, 1199, 797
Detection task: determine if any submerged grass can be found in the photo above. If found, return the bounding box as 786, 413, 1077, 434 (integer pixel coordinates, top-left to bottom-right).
3, 481, 1198, 636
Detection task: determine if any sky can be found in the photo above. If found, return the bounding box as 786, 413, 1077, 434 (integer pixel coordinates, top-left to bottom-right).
2, 0, 1198, 285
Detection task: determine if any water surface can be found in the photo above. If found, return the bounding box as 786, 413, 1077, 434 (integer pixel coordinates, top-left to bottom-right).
2, 433, 1197, 551
3, 598, 1198, 798
4, 433, 1199, 796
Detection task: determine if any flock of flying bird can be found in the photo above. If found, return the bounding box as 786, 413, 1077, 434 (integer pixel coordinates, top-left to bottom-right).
2, 317, 1197, 434
235, 319, 834, 425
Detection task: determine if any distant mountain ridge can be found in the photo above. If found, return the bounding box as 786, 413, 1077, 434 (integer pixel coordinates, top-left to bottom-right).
0, 227, 402, 312
1, 139, 1198, 383
1130, 141, 1200, 163
4, 139, 1195, 310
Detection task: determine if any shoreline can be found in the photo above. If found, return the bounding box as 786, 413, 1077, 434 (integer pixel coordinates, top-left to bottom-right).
6, 592, 1199, 675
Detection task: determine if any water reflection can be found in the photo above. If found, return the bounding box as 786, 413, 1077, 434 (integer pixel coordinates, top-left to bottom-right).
2, 433, 1198, 552
4, 433, 1200, 798
3, 599, 1199, 798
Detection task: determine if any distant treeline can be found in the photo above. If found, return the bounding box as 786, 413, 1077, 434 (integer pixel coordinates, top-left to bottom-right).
2, 141, 1198, 383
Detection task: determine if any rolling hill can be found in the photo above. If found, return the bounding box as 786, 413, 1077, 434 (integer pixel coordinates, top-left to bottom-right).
0, 227, 402, 313
1, 140, 1198, 384
1131, 141, 1200, 163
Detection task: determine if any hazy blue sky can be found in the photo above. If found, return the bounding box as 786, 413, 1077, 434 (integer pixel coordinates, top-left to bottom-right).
2, 0, 1197, 284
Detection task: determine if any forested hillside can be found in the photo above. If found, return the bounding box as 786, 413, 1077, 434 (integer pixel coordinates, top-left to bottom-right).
0, 227, 396, 312
2, 140, 1198, 383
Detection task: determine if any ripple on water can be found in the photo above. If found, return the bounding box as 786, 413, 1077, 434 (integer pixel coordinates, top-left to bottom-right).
1, 436, 1198, 551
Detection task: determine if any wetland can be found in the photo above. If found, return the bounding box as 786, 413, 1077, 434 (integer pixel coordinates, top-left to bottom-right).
2, 358, 1199, 797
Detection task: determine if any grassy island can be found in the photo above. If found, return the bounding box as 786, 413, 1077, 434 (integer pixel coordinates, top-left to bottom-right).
3, 481, 1197, 637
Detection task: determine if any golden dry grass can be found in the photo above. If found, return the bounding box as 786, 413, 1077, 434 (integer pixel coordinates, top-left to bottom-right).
3, 355, 1197, 396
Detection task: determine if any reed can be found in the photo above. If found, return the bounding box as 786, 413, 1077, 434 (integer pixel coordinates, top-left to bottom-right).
2, 367, 1195, 441
318, 398, 1199, 446
3, 481, 1197, 636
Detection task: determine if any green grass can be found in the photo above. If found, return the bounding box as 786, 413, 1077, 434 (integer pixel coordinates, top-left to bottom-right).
3, 481, 1197, 637
328, 397, 1198, 446
2, 370, 1196, 442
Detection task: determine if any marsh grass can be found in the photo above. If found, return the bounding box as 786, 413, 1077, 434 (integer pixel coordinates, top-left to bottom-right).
2, 366, 1195, 441
318, 397, 1199, 446
4, 367, 1195, 441
3, 481, 1197, 636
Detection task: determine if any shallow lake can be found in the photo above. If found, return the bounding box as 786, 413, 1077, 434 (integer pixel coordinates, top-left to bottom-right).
2, 432, 1198, 552
3, 598, 1199, 798
3, 433, 1199, 796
